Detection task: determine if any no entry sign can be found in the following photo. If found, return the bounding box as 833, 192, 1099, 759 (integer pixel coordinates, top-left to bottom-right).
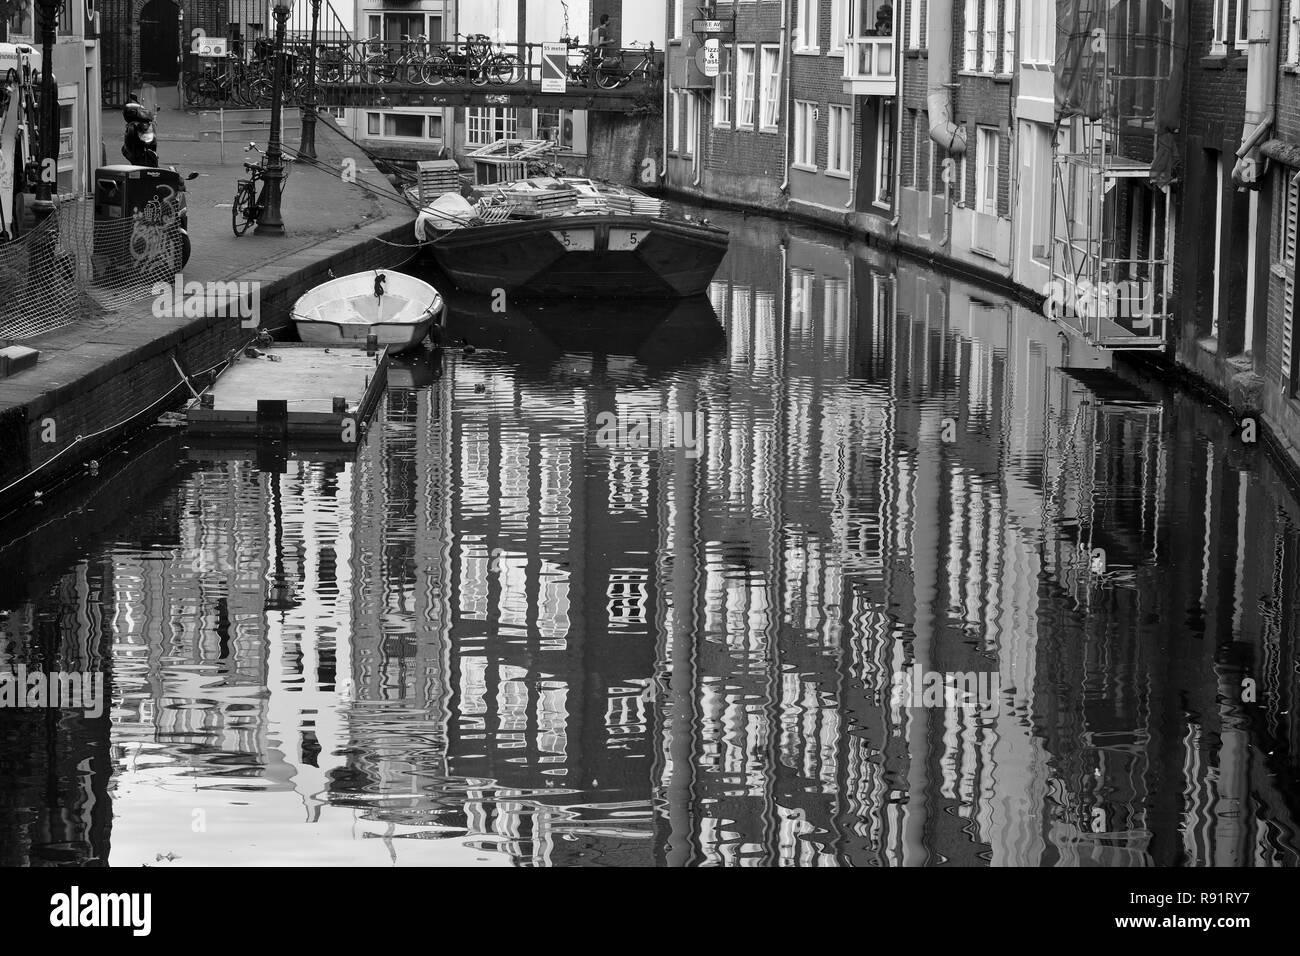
541, 42, 568, 93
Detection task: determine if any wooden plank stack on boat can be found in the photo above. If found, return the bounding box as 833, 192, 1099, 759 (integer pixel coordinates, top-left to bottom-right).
605, 193, 664, 216
499, 182, 579, 217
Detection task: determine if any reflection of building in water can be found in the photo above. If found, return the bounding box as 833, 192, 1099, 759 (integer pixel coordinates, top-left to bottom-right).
670, 217, 1300, 866
332, 214, 1300, 866
102, 457, 360, 823
6, 216, 1300, 866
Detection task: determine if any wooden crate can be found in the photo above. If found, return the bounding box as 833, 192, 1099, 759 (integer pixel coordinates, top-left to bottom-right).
416, 160, 462, 203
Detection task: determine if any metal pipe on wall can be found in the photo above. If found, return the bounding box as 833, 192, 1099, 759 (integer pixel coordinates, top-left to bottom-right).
926, 0, 967, 154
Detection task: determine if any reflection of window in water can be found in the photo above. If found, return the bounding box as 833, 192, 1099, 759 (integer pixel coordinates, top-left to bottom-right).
860, 0, 893, 36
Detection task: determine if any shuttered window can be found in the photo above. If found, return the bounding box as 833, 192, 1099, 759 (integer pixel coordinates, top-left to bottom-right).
1283, 172, 1298, 395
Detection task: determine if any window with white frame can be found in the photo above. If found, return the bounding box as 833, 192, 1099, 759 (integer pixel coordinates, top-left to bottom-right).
671, 91, 682, 152
684, 93, 698, 156
467, 107, 517, 146
981, 0, 997, 73
737, 45, 757, 128
875, 106, 894, 204
1024, 0, 1053, 64
963, 0, 979, 71
794, 100, 818, 168
365, 111, 443, 139
365, 10, 443, 44
795, 0, 818, 51
828, 104, 853, 176
1029, 123, 1052, 259
760, 45, 781, 130
1212, 0, 1230, 54
976, 126, 999, 215
715, 46, 733, 126
1235, 0, 1250, 49
909, 0, 925, 49
1289, 0, 1300, 66
830, 0, 846, 53
673, 0, 684, 40
1002, 0, 1016, 73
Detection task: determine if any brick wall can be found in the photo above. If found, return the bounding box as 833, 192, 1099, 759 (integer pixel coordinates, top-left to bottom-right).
665, 0, 787, 207
1172, 0, 1249, 359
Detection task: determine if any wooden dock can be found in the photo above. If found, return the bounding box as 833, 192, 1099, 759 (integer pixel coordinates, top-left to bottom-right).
186, 344, 390, 447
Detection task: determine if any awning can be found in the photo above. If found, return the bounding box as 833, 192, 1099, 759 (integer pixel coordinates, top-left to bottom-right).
1261, 139, 1300, 168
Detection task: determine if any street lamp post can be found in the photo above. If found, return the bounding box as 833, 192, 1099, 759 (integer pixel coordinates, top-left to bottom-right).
31, 0, 62, 225
298, 0, 322, 161
256, 3, 291, 236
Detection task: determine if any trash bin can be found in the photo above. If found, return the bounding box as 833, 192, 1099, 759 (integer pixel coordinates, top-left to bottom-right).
93, 165, 187, 282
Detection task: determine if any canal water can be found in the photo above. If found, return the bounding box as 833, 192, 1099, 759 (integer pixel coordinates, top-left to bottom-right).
2, 209, 1299, 867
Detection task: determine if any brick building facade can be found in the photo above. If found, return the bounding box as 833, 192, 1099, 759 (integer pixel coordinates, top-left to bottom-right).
657, 0, 1300, 479
1172, 0, 1252, 377
787, 1, 898, 242
663, 0, 788, 209
1258, 0, 1300, 459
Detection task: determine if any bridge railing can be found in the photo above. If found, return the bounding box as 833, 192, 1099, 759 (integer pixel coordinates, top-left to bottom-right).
183, 35, 664, 110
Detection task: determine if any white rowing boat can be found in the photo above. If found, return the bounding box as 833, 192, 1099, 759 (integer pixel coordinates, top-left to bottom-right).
292, 270, 444, 353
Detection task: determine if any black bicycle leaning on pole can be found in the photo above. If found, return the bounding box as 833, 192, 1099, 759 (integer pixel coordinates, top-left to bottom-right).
232, 142, 293, 236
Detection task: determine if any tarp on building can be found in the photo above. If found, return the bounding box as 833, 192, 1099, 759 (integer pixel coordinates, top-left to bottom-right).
1055, 0, 1189, 187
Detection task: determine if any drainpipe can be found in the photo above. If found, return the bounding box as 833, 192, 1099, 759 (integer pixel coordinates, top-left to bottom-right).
693, 93, 703, 186
927, 0, 966, 249
889, 1, 906, 228
661, 19, 670, 184
779, 0, 792, 193
1231, 0, 1279, 357
1231, 0, 1278, 188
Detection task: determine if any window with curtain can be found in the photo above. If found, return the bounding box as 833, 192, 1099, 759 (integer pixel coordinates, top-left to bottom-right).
829, 104, 853, 175
760, 45, 781, 130
715, 46, 733, 127
962, 0, 978, 70
737, 45, 757, 128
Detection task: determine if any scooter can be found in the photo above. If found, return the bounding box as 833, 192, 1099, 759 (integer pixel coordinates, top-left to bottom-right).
118, 99, 197, 266
122, 100, 158, 167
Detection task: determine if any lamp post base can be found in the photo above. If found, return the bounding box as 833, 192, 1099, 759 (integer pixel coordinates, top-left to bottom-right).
254, 168, 287, 236
299, 108, 318, 162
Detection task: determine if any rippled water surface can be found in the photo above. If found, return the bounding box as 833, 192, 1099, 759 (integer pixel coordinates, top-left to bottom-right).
3, 210, 1300, 866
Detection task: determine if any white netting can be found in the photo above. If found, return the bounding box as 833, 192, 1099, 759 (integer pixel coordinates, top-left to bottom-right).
0, 197, 184, 341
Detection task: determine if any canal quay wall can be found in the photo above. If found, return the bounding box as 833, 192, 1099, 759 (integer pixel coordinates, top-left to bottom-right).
0, 118, 418, 510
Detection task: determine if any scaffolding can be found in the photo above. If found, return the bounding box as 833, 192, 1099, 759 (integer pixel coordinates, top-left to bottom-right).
1051, 0, 1189, 350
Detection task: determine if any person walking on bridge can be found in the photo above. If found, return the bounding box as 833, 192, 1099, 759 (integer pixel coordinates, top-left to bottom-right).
590, 14, 614, 58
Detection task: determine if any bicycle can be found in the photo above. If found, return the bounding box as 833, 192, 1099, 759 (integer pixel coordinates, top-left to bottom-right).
593, 42, 660, 90
423, 33, 521, 87
186, 54, 271, 108
562, 37, 616, 89
231, 142, 294, 236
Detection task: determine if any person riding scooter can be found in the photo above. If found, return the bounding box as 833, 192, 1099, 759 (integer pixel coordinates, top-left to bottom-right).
122, 96, 158, 167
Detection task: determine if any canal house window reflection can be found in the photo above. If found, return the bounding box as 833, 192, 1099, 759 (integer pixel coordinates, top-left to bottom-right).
790, 268, 815, 340
824, 277, 850, 357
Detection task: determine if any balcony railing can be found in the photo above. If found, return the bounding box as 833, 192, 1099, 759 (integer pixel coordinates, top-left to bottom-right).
843, 36, 895, 94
